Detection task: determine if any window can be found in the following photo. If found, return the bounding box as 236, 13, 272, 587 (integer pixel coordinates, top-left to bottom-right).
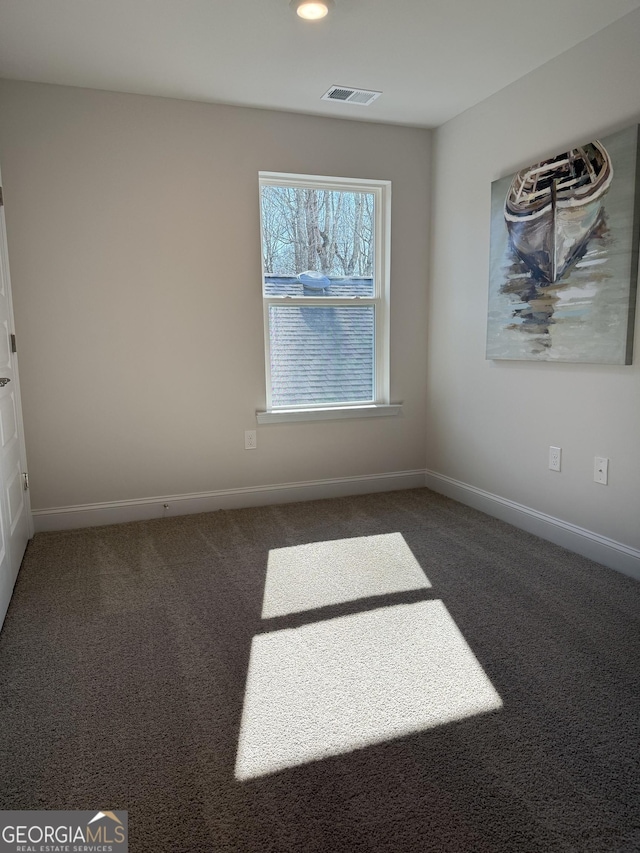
257, 172, 397, 423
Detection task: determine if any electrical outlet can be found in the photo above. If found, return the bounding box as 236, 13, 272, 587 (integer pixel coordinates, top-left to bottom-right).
549, 446, 561, 472
594, 456, 608, 485
245, 430, 257, 450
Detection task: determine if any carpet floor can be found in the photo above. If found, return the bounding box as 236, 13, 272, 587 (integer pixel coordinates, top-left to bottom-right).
0, 488, 639, 852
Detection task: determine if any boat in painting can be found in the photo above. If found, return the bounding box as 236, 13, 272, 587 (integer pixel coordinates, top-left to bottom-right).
504, 142, 613, 284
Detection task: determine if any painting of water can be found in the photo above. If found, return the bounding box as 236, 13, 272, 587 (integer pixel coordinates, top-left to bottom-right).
487, 125, 640, 363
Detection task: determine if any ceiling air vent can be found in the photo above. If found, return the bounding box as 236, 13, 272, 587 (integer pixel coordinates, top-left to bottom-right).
321, 85, 382, 106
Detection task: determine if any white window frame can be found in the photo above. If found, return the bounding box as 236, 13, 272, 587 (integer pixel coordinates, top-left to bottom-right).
256, 171, 400, 424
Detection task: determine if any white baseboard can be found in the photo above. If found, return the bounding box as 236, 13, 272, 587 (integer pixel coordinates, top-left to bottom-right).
425, 470, 640, 582
32, 469, 428, 533
31, 468, 640, 582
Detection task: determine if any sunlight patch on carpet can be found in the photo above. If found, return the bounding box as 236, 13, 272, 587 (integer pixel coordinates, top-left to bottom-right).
235, 600, 503, 780
261, 532, 431, 619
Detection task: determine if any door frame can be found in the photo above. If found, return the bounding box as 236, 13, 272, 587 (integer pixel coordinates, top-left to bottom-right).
0, 168, 34, 629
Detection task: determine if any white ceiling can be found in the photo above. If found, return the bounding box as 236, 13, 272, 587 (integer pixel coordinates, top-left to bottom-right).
0, 0, 639, 128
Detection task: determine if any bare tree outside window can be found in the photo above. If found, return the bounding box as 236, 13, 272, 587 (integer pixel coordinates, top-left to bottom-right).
261, 186, 375, 277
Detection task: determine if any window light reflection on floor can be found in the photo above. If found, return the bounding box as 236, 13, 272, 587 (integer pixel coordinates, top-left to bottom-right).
262, 532, 431, 619
235, 534, 503, 781
236, 600, 502, 780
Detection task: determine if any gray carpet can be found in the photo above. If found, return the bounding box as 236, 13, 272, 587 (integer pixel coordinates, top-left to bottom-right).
0, 488, 639, 852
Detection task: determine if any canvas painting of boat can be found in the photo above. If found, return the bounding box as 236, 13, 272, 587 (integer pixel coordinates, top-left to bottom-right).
487, 124, 640, 363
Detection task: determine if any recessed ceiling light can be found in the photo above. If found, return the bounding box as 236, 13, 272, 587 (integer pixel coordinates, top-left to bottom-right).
290, 0, 335, 21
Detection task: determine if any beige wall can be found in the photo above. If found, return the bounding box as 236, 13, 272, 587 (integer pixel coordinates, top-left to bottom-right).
0, 81, 430, 510
428, 10, 640, 550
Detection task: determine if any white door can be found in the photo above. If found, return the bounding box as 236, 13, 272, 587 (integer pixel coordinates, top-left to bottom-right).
0, 175, 33, 630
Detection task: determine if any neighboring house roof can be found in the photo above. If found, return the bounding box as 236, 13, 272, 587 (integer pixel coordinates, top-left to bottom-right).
264, 276, 374, 299
265, 277, 374, 407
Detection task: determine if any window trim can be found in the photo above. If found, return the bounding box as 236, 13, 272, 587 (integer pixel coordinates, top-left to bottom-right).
258, 171, 392, 417
256, 404, 402, 425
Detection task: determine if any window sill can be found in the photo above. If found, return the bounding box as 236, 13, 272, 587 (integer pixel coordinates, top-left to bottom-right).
256, 404, 402, 424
